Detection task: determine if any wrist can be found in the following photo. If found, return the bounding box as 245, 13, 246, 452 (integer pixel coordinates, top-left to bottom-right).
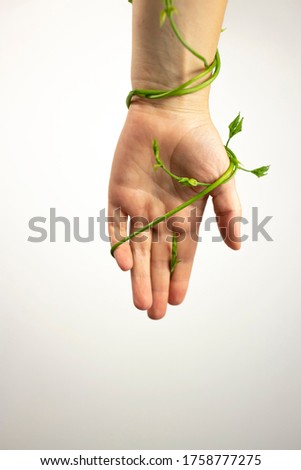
131, 28, 212, 113
131, 43, 215, 114
127, 96, 212, 130
131, 57, 212, 114
128, 86, 210, 115
130, 0, 222, 115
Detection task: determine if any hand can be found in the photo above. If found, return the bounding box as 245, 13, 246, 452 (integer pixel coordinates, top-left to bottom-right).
108, 102, 241, 320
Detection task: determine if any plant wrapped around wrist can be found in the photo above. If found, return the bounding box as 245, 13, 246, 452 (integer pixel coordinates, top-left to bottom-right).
111, 0, 269, 274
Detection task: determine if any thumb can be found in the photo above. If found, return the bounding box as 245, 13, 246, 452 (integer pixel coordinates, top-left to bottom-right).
212, 178, 242, 250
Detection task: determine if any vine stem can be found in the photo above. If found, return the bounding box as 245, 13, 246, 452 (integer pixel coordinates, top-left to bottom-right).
111, 154, 237, 257
167, 9, 209, 68
127, 51, 220, 107
126, 0, 220, 108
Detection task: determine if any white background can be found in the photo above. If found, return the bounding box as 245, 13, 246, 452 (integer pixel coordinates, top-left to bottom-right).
0, 0, 300, 449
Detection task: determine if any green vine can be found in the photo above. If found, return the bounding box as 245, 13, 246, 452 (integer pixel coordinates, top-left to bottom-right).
153, 139, 210, 188
111, 0, 270, 275
126, 0, 220, 108
170, 233, 181, 275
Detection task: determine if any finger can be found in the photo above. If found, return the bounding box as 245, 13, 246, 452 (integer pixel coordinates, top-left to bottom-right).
212, 178, 242, 250
168, 220, 200, 306
130, 221, 152, 311
108, 205, 133, 271
147, 227, 171, 320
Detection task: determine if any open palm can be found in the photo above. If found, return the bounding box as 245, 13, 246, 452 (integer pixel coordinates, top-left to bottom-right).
108, 104, 241, 319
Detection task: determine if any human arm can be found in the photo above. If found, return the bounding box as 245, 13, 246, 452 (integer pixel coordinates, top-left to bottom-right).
108, 0, 242, 320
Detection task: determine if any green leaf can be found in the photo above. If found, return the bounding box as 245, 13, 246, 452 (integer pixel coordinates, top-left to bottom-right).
152, 139, 159, 158
170, 233, 181, 275
178, 177, 198, 187
228, 113, 244, 141
178, 177, 190, 185
229, 113, 241, 130
250, 165, 270, 177
188, 178, 198, 187
160, 10, 167, 27
152, 139, 159, 154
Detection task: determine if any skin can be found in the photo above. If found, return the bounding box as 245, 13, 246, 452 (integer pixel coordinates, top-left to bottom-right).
108, 0, 241, 320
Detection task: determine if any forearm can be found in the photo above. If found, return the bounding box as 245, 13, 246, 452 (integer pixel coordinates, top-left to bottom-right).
131, 0, 227, 110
